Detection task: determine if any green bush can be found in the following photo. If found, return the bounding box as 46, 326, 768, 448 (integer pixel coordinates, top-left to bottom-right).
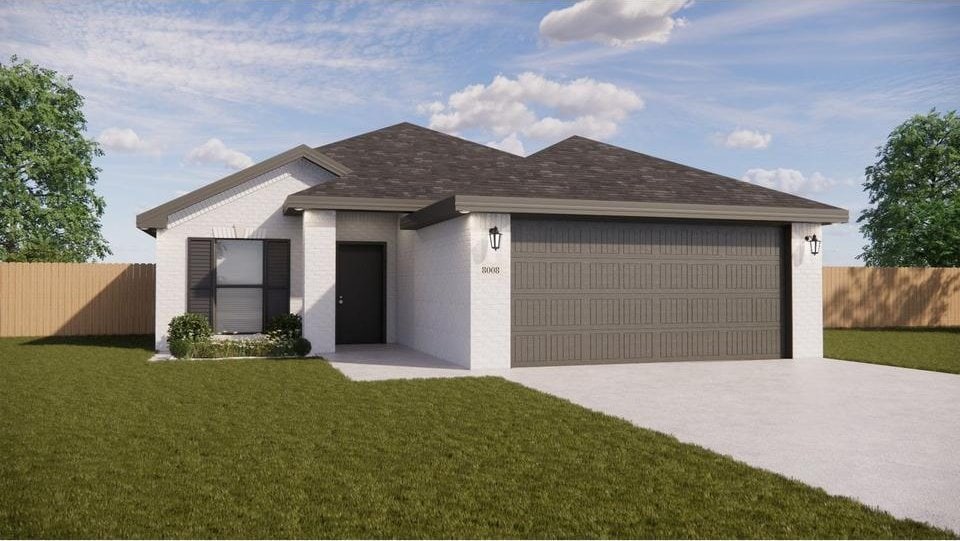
167, 313, 212, 343
266, 313, 302, 341
292, 337, 312, 357
168, 339, 194, 359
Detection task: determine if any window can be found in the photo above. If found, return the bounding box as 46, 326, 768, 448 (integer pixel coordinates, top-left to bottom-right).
215, 240, 263, 333
186, 238, 290, 334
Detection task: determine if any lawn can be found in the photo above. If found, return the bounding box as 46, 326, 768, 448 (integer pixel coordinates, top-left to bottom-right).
825, 329, 960, 374
0, 337, 952, 539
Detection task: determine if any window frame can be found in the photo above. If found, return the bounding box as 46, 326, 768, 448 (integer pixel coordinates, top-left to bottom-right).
187, 237, 290, 335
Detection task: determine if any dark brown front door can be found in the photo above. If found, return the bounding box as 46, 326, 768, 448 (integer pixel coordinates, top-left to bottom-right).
335, 243, 385, 344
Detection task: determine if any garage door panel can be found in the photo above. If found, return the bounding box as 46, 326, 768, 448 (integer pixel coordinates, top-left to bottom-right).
511, 218, 787, 366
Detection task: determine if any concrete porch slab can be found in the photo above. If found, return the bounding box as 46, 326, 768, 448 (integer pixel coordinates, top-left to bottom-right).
325, 344, 472, 381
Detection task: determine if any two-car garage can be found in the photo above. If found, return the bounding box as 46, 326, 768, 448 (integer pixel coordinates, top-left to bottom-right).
510, 217, 789, 367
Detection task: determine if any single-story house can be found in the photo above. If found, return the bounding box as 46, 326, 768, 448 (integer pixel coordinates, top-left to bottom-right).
137, 122, 847, 369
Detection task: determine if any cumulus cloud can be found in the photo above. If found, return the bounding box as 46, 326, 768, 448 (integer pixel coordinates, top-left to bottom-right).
486, 133, 526, 156
716, 128, 772, 149
540, 0, 690, 47
742, 168, 836, 195
425, 72, 643, 151
185, 139, 254, 170
97, 127, 160, 154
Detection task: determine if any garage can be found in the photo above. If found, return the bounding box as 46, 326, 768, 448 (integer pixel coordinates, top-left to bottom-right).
511, 217, 789, 367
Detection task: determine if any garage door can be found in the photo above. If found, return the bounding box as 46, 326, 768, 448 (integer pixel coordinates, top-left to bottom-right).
511, 218, 788, 367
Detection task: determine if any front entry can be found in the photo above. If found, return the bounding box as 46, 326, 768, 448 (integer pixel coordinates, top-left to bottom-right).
335, 243, 385, 344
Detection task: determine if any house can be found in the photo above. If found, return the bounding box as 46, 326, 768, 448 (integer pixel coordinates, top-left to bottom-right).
137, 122, 847, 368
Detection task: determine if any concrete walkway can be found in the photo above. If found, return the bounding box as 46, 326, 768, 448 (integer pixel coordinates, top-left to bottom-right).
325, 347, 960, 533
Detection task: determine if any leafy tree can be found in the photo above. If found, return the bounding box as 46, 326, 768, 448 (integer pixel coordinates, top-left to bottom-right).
0, 55, 110, 262
858, 110, 960, 267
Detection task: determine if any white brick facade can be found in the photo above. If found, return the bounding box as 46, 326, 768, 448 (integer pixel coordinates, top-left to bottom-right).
395, 213, 511, 369
153, 159, 333, 352
467, 213, 511, 370
302, 210, 337, 354
791, 223, 824, 358
397, 215, 472, 366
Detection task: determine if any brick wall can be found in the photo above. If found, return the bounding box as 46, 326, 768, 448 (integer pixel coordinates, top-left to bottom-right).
153, 159, 333, 351
302, 210, 337, 354
791, 222, 823, 358
397, 215, 472, 366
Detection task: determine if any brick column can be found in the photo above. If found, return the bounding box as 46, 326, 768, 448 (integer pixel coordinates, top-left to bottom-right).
791, 223, 823, 358
302, 210, 337, 354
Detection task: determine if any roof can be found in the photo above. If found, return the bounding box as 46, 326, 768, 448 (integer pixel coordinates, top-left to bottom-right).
137, 122, 848, 235
297, 125, 840, 214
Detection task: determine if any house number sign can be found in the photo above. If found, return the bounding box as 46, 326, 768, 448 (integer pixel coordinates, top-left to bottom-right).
481, 266, 501, 274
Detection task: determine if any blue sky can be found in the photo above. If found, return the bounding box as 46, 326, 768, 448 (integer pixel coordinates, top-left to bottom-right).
2, 0, 958, 264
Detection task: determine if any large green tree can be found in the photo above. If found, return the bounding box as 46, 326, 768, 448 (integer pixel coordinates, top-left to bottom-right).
858, 109, 960, 267
0, 56, 110, 262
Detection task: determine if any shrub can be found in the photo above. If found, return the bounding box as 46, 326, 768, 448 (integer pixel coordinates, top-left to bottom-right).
191, 337, 277, 359
167, 313, 212, 343
168, 339, 194, 359
266, 313, 302, 341
292, 337, 312, 357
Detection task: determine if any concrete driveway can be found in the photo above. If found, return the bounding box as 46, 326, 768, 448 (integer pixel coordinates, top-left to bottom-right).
504, 358, 960, 533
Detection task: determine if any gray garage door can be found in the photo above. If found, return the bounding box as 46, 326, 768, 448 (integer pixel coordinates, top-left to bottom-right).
511, 218, 788, 367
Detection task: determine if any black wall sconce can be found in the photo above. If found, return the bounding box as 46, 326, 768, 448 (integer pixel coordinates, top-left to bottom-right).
804, 234, 821, 256
489, 226, 502, 251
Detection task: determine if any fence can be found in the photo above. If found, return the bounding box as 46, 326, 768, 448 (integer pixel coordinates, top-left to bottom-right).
823, 266, 960, 328
2, 263, 958, 336
0, 263, 155, 337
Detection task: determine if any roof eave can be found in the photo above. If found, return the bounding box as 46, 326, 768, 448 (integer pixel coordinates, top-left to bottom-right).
397, 195, 848, 230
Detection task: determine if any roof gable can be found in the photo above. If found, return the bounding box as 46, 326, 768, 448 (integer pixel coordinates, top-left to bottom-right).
136, 144, 350, 235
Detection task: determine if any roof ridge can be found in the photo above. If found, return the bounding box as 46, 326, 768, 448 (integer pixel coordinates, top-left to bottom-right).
316, 121, 523, 159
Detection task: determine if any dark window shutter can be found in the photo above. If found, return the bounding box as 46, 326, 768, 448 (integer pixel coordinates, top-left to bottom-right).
187, 239, 215, 324
263, 240, 290, 327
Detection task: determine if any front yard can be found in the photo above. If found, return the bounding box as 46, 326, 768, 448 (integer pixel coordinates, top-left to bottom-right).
825, 329, 960, 374
0, 336, 952, 539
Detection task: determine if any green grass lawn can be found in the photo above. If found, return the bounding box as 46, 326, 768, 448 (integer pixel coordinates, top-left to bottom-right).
825, 329, 960, 374
0, 336, 952, 539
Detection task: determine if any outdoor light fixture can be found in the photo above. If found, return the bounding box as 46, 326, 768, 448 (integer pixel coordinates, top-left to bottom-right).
489, 226, 502, 251
804, 234, 822, 256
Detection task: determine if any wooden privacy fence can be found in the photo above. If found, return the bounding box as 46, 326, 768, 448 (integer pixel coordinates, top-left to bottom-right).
823, 266, 960, 328
0, 263, 155, 337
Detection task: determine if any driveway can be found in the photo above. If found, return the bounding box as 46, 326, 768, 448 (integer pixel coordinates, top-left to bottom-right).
504, 358, 960, 533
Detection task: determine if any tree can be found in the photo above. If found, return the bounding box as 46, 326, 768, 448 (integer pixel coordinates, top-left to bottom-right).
858, 110, 960, 267
0, 55, 110, 262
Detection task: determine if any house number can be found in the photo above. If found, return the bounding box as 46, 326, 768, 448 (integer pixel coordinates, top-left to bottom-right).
481, 266, 501, 274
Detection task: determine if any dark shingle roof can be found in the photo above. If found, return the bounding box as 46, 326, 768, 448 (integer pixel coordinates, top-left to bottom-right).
296, 122, 840, 211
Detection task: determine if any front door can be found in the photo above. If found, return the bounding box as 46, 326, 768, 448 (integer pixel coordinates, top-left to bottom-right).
335, 243, 385, 344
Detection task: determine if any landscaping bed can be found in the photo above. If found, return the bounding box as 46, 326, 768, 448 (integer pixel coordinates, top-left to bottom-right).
0, 336, 952, 538
825, 328, 960, 374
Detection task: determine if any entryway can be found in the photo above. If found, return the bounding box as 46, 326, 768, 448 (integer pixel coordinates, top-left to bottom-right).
335, 243, 386, 344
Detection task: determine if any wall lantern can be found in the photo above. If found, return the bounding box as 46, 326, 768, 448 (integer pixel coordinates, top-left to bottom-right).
804, 234, 822, 256
489, 226, 502, 251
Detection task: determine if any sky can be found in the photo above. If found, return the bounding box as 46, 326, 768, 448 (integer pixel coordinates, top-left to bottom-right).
2, 0, 958, 265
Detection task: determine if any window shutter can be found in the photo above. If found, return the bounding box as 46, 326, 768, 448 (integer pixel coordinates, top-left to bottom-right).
187, 239, 215, 324
263, 240, 291, 326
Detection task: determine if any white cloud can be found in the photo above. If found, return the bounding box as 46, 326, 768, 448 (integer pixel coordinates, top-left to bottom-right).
185, 139, 254, 170
426, 72, 643, 149
742, 168, 837, 195
486, 133, 526, 156
540, 0, 690, 47
97, 127, 161, 154
716, 128, 772, 149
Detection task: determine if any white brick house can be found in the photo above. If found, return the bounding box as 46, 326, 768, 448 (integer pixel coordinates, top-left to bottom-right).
137, 123, 845, 368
